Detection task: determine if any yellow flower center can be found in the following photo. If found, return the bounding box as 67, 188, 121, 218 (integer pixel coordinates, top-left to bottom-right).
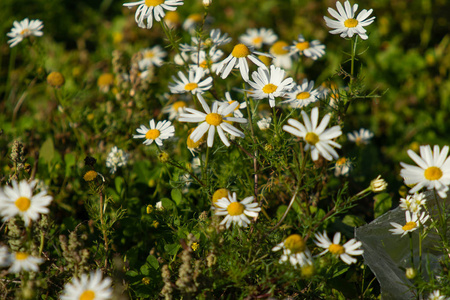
295, 41, 310, 51
336, 157, 347, 166
145, 0, 164, 7
227, 202, 245, 216
165, 11, 180, 24
144, 51, 155, 58
262, 83, 278, 94
187, 128, 204, 149
15, 252, 29, 260
424, 166, 443, 180
305, 132, 319, 145
212, 188, 230, 204
145, 129, 160, 140
199, 60, 208, 69
329, 244, 345, 255
296, 92, 311, 100
258, 55, 272, 67
97, 73, 114, 87
231, 44, 251, 58
79, 290, 96, 300
301, 264, 315, 278
20, 28, 30, 35
47, 72, 65, 88
188, 13, 203, 22
344, 18, 359, 28
402, 221, 417, 231
184, 82, 198, 91
284, 234, 306, 254
172, 101, 187, 110
15, 197, 31, 212
270, 41, 289, 55
83, 170, 98, 182
205, 113, 223, 126
228, 100, 240, 111
252, 36, 263, 45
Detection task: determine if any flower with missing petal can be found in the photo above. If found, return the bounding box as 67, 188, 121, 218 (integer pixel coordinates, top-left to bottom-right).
169, 68, 212, 95
272, 234, 313, 268
239, 28, 278, 49
389, 211, 429, 237
288, 34, 325, 60
282, 78, 320, 109
347, 128, 373, 146
7, 18, 44, 47
9, 252, 43, 273
314, 231, 363, 265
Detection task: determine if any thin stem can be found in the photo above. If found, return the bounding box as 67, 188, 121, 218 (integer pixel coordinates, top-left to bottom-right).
272, 186, 300, 231
160, 20, 188, 67
99, 191, 109, 268
38, 231, 45, 257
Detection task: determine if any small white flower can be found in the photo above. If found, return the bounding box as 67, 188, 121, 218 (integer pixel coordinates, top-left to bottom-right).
334, 157, 351, 177
270, 41, 292, 69
189, 46, 224, 74
138, 45, 167, 69
169, 68, 213, 95
399, 193, 426, 214
180, 29, 231, 52
239, 28, 278, 49
257, 117, 272, 131
123, 0, 184, 29
9, 252, 43, 273
247, 65, 295, 107
179, 94, 247, 147
428, 290, 447, 300
0, 180, 53, 227
324, 0, 375, 40
7, 18, 44, 47
347, 128, 374, 146
215, 44, 271, 82
389, 211, 429, 237
214, 192, 261, 229
282, 78, 320, 108
155, 201, 164, 210
133, 119, 175, 146
400, 145, 450, 199
314, 231, 363, 265
283, 107, 342, 161
288, 34, 325, 60
217, 92, 247, 118
60, 270, 113, 300
162, 100, 188, 120
106, 146, 129, 174
272, 234, 313, 268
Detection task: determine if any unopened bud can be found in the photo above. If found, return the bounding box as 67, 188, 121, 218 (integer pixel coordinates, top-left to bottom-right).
370, 175, 387, 192
203, 0, 212, 7
405, 267, 417, 279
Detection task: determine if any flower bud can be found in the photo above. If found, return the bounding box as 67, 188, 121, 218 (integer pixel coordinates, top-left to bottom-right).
405, 267, 417, 279
47, 71, 65, 88
203, 0, 212, 7
370, 175, 387, 192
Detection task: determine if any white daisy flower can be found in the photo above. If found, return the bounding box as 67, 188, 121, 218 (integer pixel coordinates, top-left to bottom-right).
179, 94, 247, 147
270, 41, 292, 70
138, 45, 167, 69
428, 290, 447, 300
9, 252, 43, 273
123, 0, 184, 29
182, 13, 203, 33
347, 128, 373, 146
60, 270, 112, 300
324, 0, 375, 40
272, 234, 313, 268
7, 18, 44, 47
0, 180, 53, 227
283, 107, 342, 161
214, 192, 261, 229
168, 68, 213, 95
399, 193, 426, 214
247, 65, 295, 108
106, 146, 129, 174
334, 157, 351, 177
288, 34, 325, 60
389, 211, 429, 237
400, 145, 450, 198
162, 100, 188, 120
239, 28, 278, 49
133, 119, 175, 146
282, 78, 320, 108
217, 92, 247, 118
190, 46, 224, 74
215, 43, 271, 82
0, 246, 11, 268
180, 29, 230, 52
314, 231, 363, 265
257, 117, 272, 131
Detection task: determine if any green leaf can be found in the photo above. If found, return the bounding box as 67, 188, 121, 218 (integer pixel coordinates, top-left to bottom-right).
140, 264, 150, 276
342, 215, 366, 227
146, 254, 159, 270
374, 193, 392, 218
64, 153, 76, 176
276, 205, 287, 220
171, 189, 182, 205
164, 243, 180, 256
161, 198, 175, 210
39, 137, 55, 164
115, 176, 125, 196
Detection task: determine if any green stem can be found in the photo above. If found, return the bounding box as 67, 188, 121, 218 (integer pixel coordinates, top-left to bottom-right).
160, 20, 188, 67
38, 231, 45, 257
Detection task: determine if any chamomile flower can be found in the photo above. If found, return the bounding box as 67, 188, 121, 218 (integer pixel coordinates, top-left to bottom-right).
389, 211, 429, 237
106, 146, 129, 174
169, 68, 213, 95
162, 100, 188, 120
123, 0, 184, 29
334, 157, 352, 177
133, 119, 175, 146
400, 145, 450, 198
324, 0, 375, 40
186, 127, 206, 155
9, 252, 43, 273
138, 45, 167, 69
347, 128, 373, 146
179, 94, 247, 147
216, 44, 270, 82
191, 28, 231, 49
399, 193, 426, 214
214, 192, 261, 229
0, 180, 53, 227
428, 290, 447, 300
7, 18, 44, 47
314, 231, 363, 265
288, 34, 325, 60
239, 28, 278, 49
247, 65, 295, 107
217, 92, 247, 118
282, 79, 320, 108
190, 46, 224, 74
270, 41, 292, 69
257, 117, 272, 130
60, 270, 112, 300
283, 107, 342, 161
272, 234, 313, 268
